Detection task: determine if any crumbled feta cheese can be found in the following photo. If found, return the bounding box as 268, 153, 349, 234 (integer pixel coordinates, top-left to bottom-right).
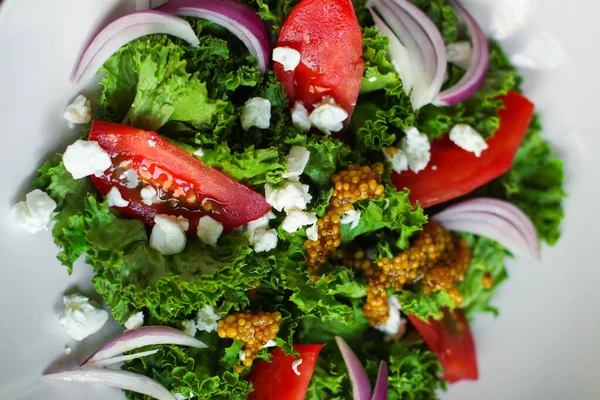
63, 140, 112, 180
12, 189, 57, 233
149, 214, 188, 255
446, 41, 473, 70
148, 139, 157, 147
272, 46, 301, 71
241, 97, 271, 131
196, 306, 220, 333
368, 76, 378, 83
194, 148, 204, 157
309, 96, 348, 135
375, 295, 402, 336
120, 169, 140, 189
63, 95, 91, 126
292, 359, 303, 376
252, 229, 279, 252
140, 186, 159, 206
65, 345, 72, 355
239, 350, 246, 362
383, 147, 409, 174
107, 187, 129, 208
282, 211, 317, 233
263, 339, 277, 348
306, 224, 318, 241
264, 181, 312, 213
401, 127, 431, 173
283, 146, 311, 179
246, 211, 276, 233
124, 311, 144, 330
449, 124, 489, 157
291, 101, 311, 133
182, 319, 197, 337
340, 209, 361, 229
197, 216, 223, 246
59, 293, 109, 341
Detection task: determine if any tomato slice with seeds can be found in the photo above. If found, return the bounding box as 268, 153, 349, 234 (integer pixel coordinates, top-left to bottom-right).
274, 0, 365, 122
88, 121, 270, 232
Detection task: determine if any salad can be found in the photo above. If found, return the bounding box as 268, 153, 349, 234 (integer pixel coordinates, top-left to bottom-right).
14, 0, 565, 399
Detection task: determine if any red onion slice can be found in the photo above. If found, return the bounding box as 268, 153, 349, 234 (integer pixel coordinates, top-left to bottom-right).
73, 10, 199, 84
43, 368, 176, 400
89, 349, 160, 368
434, 0, 489, 106
367, 0, 447, 109
335, 336, 372, 400
433, 198, 540, 260
155, 0, 271, 73
371, 361, 388, 400
82, 326, 207, 368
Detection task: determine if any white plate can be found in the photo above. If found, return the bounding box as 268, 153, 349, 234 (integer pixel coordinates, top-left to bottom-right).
0, 0, 598, 399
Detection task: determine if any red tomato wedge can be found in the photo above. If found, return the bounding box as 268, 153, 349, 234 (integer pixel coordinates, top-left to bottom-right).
407, 309, 478, 383
88, 121, 270, 232
247, 344, 324, 400
392, 91, 535, 208
274, 0, 365, 120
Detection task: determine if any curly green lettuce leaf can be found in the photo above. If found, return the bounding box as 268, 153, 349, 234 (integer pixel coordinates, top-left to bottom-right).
341, 188, 427, 248
409, 0, 459, 44
360, 27, 402, 94
240, 0, 299, 35
493, 115, 566, 244
99, 35, 230, 132
456, 234, 508, 320
396, 288, 456, 322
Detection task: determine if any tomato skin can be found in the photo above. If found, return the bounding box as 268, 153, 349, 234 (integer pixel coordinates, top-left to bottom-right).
392, 91, 535, 208
247, 344, 325, 400
407, 309, 478, 383
88, 121, 270, 232
275, 0, 365, 120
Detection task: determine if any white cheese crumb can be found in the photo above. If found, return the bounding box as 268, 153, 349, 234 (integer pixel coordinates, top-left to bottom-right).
252, 229, 279, 252
272, 46, 301, 71
124, 311, 144, 330
12, 189, 57, 233
264, 181, 312, 214
62, 140, 112, 180
120, 169, 140, 189
309, 96, 348, 135
148, 139, 157, 148
196, 306, 220, 333
292, 358, 303, 376
65, 345, 72, 355
197, 216, 223, 247
283, 146, 311, 179
239, 350, 246, 362
246, 211, 276, 233
291, 101, 311, 133
64, 95, 91, 126
263, 339, 277, 348
59, 293, 109, 341
194, 148, 204, 157
149, 214, 188, 255
282, 211, 317, 233
140, 186, 159, 206
306, 223, 318, 241
107, 187, 129, 208
375, 295, 402, 336
383, 147, 409, 174
401, 127, 431, 173
241, 97, 271, 131
446, 41, 473, 70
340, 209, 361, 230
182, 319, 197, 337
368, 76, 378, 83
449, 124, 489, 157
